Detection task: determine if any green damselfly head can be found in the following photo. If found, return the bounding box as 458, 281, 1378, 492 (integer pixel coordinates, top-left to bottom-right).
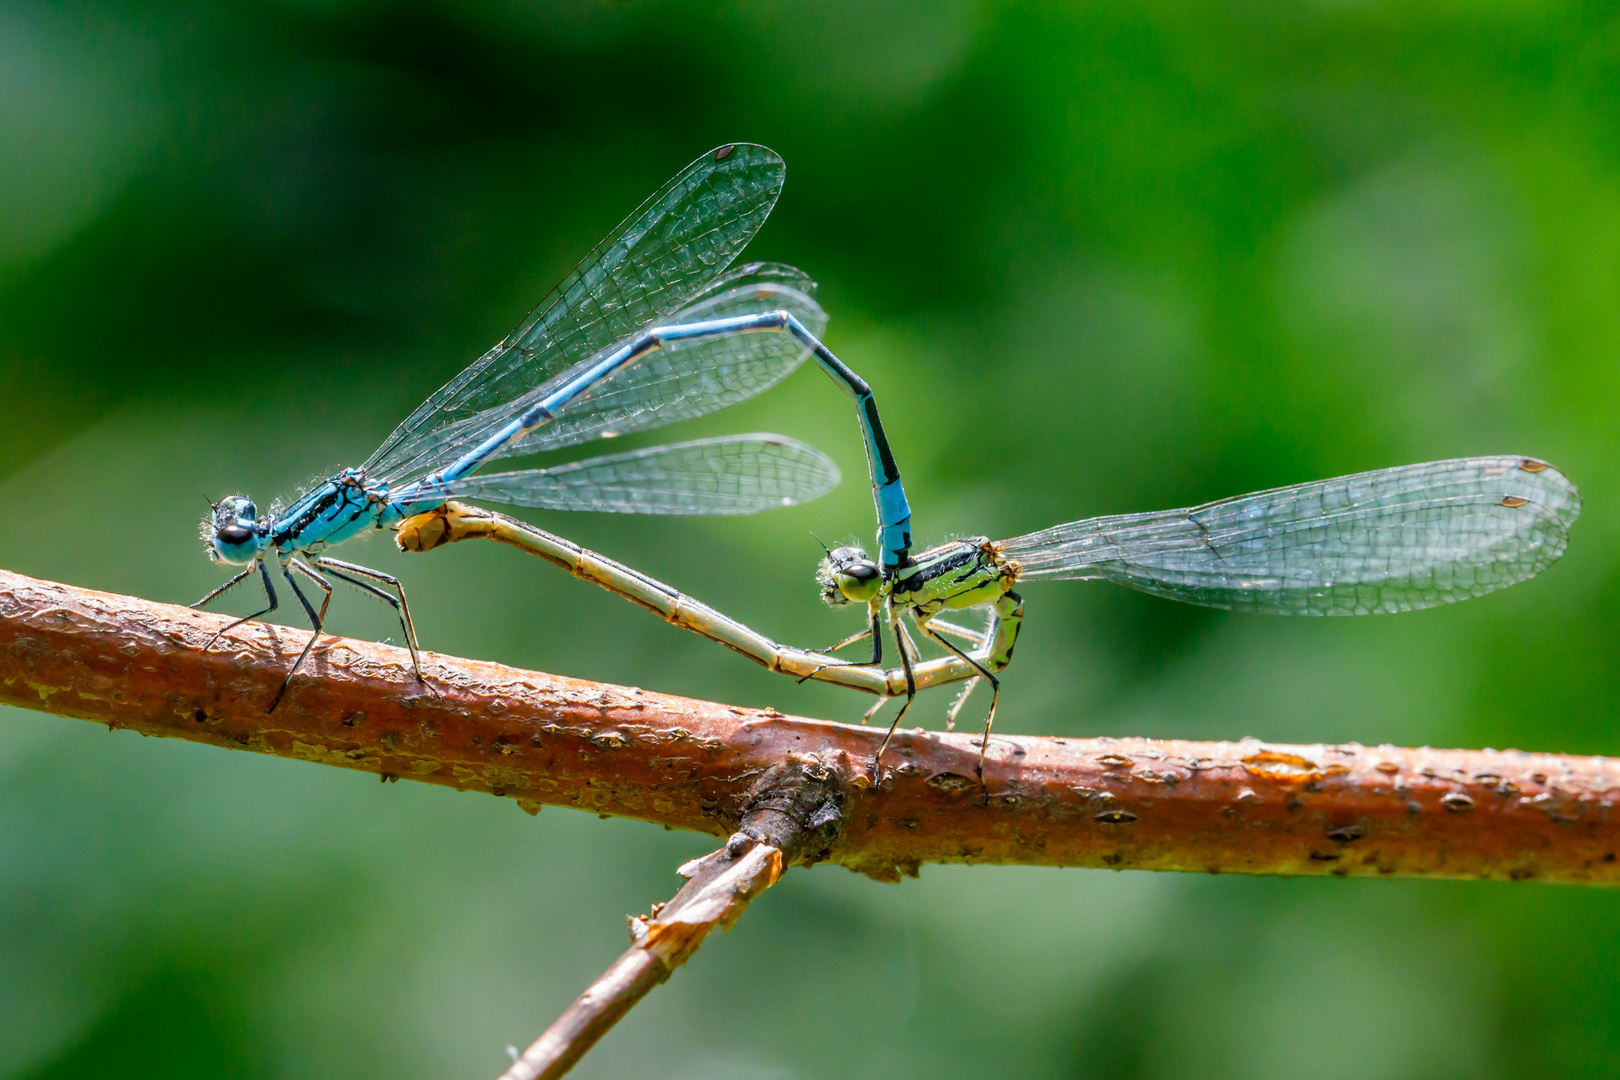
817, 544, 881, 607
202, 495, 266, 565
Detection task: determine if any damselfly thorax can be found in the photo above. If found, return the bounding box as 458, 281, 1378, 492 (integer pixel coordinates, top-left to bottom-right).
887, 539, 1026, 701
263, 470, 418, 555
888, 538, 1021, 619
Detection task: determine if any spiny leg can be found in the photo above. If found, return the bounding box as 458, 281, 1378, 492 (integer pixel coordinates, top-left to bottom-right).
291, 557, 334, 624
936, 591, 1022, 793
860, 694, 892, 724
870, 614, 918, 783
318, 565, 412, 653
818, 625, 874, 656
199, 561, 278, 653
799, 602, 884, 684
268, 560, 331, 711
814, 593, 931, 656
944, 591, 1025, 733
896, 620, 924, 666
939, 610, 998, 730
939, 612, 997, 731
925, 616, 990, 649
316, 555, 428, 687
919, 618, 1001, 798
944, 676, 981, 733
193, 564, 256, 611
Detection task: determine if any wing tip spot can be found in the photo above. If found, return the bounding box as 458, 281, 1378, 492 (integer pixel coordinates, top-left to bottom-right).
1500, 496, 1530, 509
714, 144, 736, 161
1520, 459, 1549, 473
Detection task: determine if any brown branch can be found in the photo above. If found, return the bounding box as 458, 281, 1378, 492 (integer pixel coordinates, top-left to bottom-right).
499, 758, 832, 1080
3, 565, 1618, 885
501, 839, 784, 1080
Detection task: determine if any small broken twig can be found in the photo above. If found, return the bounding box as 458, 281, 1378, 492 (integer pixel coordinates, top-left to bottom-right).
498, 757, 837, 1080
500, 840, 783, 1080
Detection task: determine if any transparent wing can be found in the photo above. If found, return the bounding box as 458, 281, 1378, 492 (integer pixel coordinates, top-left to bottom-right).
685, 261, 817, 307
378, 276, 827, 483
999, 456, 1580, 614
500, 277, 827, 456
365, 143, 786, 482
404, 434, 841, 515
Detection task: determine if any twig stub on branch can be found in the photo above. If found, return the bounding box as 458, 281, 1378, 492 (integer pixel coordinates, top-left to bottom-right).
2, 567, 1618, 886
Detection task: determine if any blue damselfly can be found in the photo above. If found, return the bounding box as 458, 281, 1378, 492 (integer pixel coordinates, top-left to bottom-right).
196, 143, 906, 707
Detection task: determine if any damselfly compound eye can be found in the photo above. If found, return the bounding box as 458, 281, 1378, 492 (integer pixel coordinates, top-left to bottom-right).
842, 562, 879, 585
836, 561, 882, 603
214, 496, 257, 527
818, 545, 880, 604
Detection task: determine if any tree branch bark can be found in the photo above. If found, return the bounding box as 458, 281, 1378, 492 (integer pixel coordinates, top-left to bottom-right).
2, 566, 1616, 885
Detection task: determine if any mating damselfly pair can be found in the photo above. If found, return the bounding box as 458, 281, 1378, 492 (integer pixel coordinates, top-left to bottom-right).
196, 142, 1580, 780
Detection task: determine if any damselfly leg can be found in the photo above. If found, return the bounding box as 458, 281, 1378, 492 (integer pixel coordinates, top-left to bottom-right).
799, 602, 885, 684
819, 626, 880, 655
194, 550, 434, 711
869, 615, 920, 783
194, 563, 257, 610
194, 561, 279, 653
268, 557, 333, 711
918, 619, 1003, 796
316, 556, 436, 699
923, 618, 991, 649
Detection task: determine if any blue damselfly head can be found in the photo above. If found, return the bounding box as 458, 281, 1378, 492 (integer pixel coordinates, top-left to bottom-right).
203, 495, 266, 565
818, 545, 880, 607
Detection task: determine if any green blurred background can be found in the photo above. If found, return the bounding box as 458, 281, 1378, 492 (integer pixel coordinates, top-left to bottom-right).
2, 1, 1618, 1076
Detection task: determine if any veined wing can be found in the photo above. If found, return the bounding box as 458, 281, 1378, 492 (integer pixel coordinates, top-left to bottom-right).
685, 261, 817, 308
366, 143, 786, 483
499, 275, 826, 457
404, 434, 840, 515
999, 456, 1580, 614
381, 274, 827, 484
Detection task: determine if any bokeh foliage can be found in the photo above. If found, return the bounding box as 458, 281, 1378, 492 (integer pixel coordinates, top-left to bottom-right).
2, 1, 1618, 1076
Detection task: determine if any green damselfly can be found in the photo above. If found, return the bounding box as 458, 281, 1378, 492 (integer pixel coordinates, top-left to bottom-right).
817, 455, 1581, 778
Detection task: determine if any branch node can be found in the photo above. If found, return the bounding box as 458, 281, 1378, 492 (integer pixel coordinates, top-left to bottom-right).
734, 751, 850, 864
